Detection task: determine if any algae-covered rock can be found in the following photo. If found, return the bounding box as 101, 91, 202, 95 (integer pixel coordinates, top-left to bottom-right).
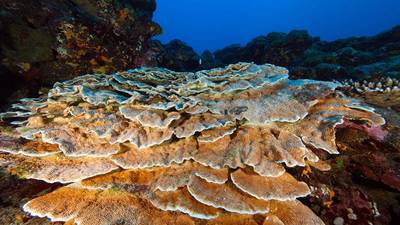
0, 0, 161, 108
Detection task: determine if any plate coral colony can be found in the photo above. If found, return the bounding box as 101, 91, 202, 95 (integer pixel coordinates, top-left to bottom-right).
0, 63, 388, 224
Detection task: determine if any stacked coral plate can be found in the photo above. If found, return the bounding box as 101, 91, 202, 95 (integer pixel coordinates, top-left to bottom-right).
0, 63, 385, 225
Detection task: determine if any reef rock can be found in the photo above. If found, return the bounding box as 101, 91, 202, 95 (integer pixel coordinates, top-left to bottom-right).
158, 26, 400, 82
0, 0, 161, 109
154, 39, 200, 72
0, 63, 386, 225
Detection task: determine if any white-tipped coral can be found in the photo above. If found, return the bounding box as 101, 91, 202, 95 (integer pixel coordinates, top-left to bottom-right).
0, 62, 386, 225
230, 169, 311, 201
342, 77, 400, 111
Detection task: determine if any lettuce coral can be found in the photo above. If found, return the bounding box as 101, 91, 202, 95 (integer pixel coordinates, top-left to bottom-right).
0, 63, 385, 225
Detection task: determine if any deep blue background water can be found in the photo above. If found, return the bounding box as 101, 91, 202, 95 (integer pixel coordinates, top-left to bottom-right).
154, 0, 400, 53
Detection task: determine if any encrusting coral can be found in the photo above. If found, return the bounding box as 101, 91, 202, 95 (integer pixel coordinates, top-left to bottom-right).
0, 62, 386, 225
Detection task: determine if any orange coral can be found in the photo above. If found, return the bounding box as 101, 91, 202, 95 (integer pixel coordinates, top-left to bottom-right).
0, 63, 385, 224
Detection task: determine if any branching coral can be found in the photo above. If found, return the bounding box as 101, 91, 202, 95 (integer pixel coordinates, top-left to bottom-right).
0, 63, 385, 225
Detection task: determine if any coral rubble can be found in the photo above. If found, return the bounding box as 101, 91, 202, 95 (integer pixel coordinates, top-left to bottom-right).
0, 63, 386, 224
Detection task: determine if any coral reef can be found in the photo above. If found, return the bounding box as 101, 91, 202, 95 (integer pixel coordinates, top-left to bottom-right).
302, 122, 400, 225
156, 26, 400, 82
0, 63, 387, 224
341, 77, 400, 112
0, 0, 161, 109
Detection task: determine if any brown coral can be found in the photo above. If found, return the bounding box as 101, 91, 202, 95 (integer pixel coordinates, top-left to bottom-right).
0, 63, 385, 224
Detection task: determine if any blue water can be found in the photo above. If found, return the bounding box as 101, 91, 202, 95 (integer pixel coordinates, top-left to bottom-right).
154, 0, 400, 53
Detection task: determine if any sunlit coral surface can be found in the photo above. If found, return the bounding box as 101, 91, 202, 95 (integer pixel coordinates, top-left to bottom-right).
0, 63, 385, 225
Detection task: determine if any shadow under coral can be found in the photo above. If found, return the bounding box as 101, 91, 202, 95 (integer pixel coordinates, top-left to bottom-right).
295, 123, 400, 225
0, 168, 62, 224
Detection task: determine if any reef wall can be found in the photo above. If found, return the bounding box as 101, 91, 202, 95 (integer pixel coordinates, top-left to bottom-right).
155, 26, 400, 82
0, 0, 161, 109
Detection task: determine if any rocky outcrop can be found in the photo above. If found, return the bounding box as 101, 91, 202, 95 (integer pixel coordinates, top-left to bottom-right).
157, 26, 400, 81
150, 39, 200, 71
0, 0, 161, 109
